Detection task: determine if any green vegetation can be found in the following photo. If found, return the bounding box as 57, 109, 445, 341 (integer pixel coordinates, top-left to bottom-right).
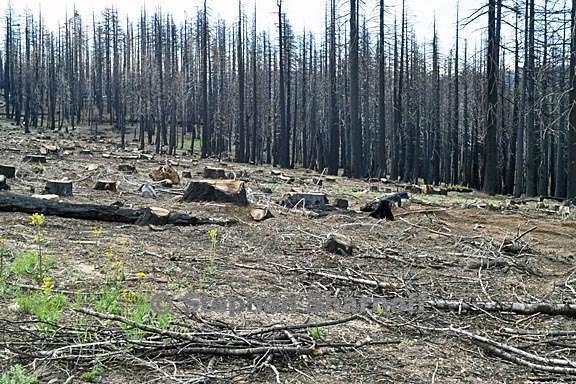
82, 361, 104, 383
0, 365, 37, 384
308, 327, 322, 340
10, 252, 55, 278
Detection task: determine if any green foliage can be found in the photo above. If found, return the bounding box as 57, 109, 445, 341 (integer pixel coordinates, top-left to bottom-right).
94, 287, 121, 315
16, 291, 66, 324
82, 361, 104, 383
375, 303, 385, 317
0, 365, 37, 384
308, 327, 322, 340
10, 252, 55, 278
204, 228, 218, 277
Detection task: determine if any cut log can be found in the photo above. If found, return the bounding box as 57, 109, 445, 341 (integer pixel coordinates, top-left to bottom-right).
0, 176, 9, 191
422, 185, 448, 196
40, 143, 59, 155
94, 180, 118, 192
0, 192, 234, 227
118, 164, 136, 174
250, 207, 273, 222
182, 180, 248, 206
362, 192, 410, 221
150, 165, 180, 185
0, 165, 16, 179
45, 180, 73, 197
23, 155, 47, 163
32, 194, 60, 201
323, 234, 353, 256
203, 167, 228, 179
282, 192, 328, 209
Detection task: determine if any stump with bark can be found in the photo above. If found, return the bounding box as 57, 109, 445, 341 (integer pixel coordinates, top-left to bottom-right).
45, 180, 73, 197
282, 192, 328, 209
94, 180, 118, 192
203, 167, 228, 179
182, 180, 248, 206
0, 165, 16, 179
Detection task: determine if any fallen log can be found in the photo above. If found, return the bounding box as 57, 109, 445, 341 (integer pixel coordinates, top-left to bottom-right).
429, 300, 576, 317
0, 192, 234, 226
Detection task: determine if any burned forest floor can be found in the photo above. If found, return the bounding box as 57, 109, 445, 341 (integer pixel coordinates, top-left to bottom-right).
1, 121, 576, 384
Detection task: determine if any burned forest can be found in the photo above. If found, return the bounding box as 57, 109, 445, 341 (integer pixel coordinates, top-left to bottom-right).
1, 0, 576, 382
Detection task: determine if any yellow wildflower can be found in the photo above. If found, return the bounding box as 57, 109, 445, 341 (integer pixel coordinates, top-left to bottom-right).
121, 289, 137, 304
32, 233, 45, 245
0, 236, 5, 248
135, 271, 146, 280
104, 250, 114, 260
92, 227, 103, 238
30, 213, 45, 226
42, 276, 54, 296
118, 239, 128, 246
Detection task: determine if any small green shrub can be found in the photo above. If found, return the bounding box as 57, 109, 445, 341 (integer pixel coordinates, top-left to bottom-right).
0, 364, 38, 384
10, 252, 55, 278
82, 361, 104, 383
16, 291, 66, 324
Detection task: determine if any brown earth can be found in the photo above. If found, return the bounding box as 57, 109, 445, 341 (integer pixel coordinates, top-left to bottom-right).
1, 122, 575, 383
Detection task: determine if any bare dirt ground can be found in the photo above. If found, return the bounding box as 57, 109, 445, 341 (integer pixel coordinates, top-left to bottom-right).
1, 121, 576, 383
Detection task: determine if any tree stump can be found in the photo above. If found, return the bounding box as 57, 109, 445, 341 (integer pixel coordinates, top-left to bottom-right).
335, 199, 349, 210
323, 234, 353, 256
24, 155, 47, 163
94, 180, 118, 192
182, 171, 193, 179
135, 207, 171, 226
0, 165, 16, 179
118, 164, 136, 174
182, 180, 248, 206
282, 192, 328, 209
45, 180, 73, 197
203, 167, 228, 179
0, 175, 9, 191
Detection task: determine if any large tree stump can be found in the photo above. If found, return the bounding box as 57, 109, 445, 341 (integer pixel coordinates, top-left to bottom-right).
45, 180, 73, 197
282, 192, 328, 209
0, 165, 16, 179
182, 180, 248, 206
203, 167, 228, 179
